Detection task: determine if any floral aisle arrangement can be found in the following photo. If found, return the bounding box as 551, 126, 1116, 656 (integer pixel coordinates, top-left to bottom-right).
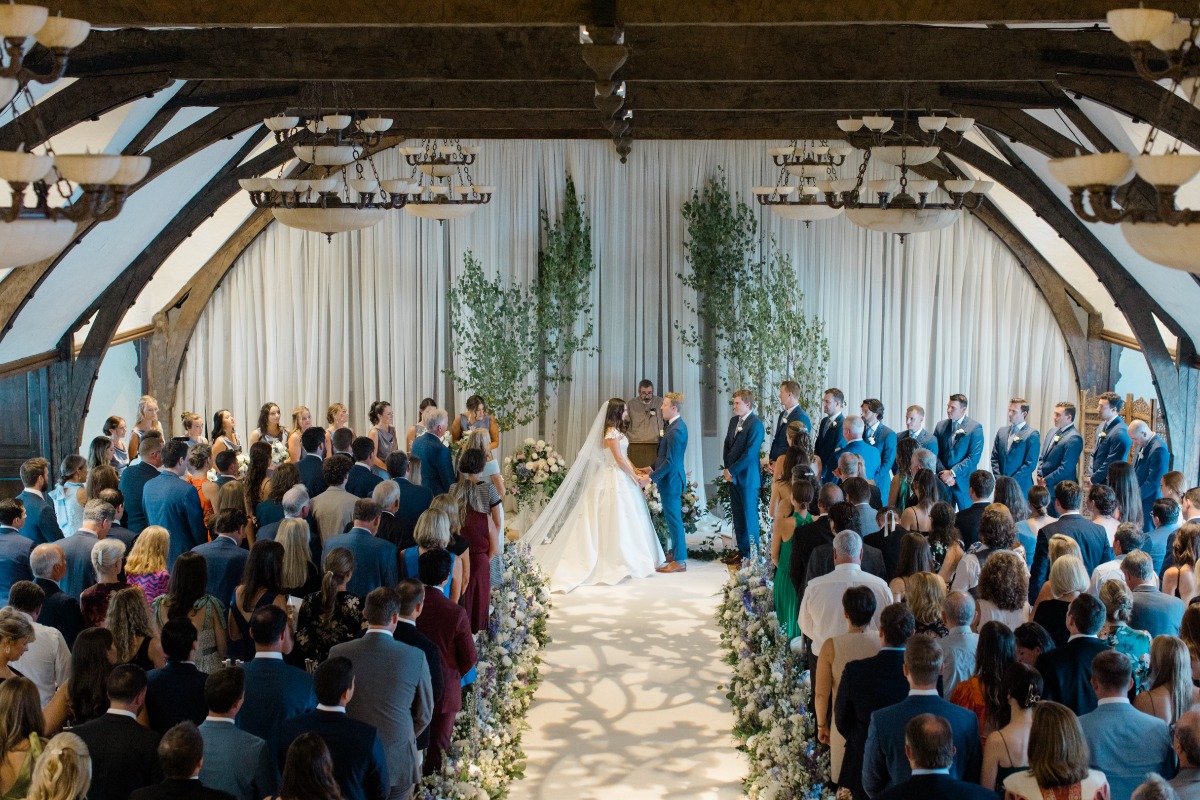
718, 548, 833, 799
504, 438, 568, 511
643, 479, 704, 553
420, 543, 552, 800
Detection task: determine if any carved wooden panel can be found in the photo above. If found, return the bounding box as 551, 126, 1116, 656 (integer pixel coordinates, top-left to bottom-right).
0, 366, 50, 498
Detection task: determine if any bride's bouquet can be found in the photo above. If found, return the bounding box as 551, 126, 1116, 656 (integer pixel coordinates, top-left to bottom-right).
504, 438, 568, 511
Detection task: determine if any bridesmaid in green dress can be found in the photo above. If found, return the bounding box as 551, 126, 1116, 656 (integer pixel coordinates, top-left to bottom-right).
772, 478, 814, 641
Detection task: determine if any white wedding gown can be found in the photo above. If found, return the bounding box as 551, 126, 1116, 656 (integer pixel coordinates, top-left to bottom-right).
521, 408, 665, 593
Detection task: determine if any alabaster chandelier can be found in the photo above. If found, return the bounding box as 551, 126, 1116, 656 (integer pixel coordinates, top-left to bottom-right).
398, 139, 495, 221
0, 5, 150, 271
1046, 8, 1200, 273
752, 140, 853, 224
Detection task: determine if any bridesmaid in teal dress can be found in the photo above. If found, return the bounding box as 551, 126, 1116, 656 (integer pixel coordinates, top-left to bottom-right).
772, 478, 814, 641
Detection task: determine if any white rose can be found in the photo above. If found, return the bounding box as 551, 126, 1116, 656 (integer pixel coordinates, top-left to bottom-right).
524, 437, 535, 445
549, 464, 559, 473
536, 439, 546, 449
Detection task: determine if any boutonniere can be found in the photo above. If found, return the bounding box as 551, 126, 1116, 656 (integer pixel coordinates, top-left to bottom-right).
953, 428, 965, 438
736, 424, 744, 434
1010, 435, 1021, 444
866, 436, 875, 445
1098, 431, 1107, 439
659, 428, 665, 437
1053, 435, 1062, 443
649, 409, 656, 416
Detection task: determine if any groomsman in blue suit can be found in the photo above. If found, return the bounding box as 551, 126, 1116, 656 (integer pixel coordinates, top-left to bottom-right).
834, 416, 881, 493
650, 393, 689, 574
933, 394, 985, 511
860, 399, 896, 501
1091, 391, 1132, 486
768, 380, 812, 464
723, 390, 765, 558
1037, 401, 1084, 515
814, 388, 847, 484
1131, 419, 1170, 528
896, 405, 935, 449
991, 397, 1041, 496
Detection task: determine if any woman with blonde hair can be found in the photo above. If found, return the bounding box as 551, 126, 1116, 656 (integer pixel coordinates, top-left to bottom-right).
124, 525, 170, 602
905, 572, 949, 637
1164, 521, 1200, 604
1098, 579, 1151, 693
79, 539, 127, 628
461, 428, 504, 497
325, 403, 351, 454
0, 677, 46, 797
1031, 534, 1083, 607
277, 518, 320, 597
106, 586, 164, 672
399, 509, 463, 601
180, 411, 206, 448
287, 406, 313, 463
1032, 554, 1088, 648
1133, 634, 1200, 726
1001, 701, 1109, 799
429, 494, 471, 590
1162, 471, 1188, 505
976, 550, 1030, 632
127, 395, 163, 461
0, 609, 33, 683
24, 732, 91, 800
295, 547, 362, 664
185, 443, 218, 520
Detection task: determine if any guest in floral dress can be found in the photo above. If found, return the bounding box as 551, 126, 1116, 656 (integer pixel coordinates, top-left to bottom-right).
124, 525, 171, 602
1098, 578, 1151, 694
295, 547, 363, 664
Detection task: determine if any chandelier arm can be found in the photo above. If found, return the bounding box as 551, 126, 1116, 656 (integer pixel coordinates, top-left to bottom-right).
1129, 45, 1180, 82
17, 50, 70, 88
0, 181, 26, 222
0, 38, 24, 79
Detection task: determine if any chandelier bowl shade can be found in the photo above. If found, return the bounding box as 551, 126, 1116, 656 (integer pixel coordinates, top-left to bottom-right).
1150, 21, 1195, 51
1132, 153, 1200, 187
0, 218, 75, 268
293, 145, 357, 166
35, 16, 90, 48
1121, 220, 1200, 272
53, 154, 121, 185
872, 145, 941, 166
1047, 152, 1134, 187
419, 164, 459, 178
1106, 8, 1175, 43
0, 4, 48, 38
403, 203, 481, 221
110, 155, 151, 185
0, 151, 52, 183
944, 179, 977, 194
770, 203, 843, 221
845, 206, 960, 235
273, 206, 385, 235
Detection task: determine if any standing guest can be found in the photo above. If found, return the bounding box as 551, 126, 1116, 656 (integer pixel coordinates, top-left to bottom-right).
212, 451, 240, 490
941, 591, 979, 697
815, 388, 848, 484
951, 504, 1020, 595
899, 469, 938, 534
1091, 391, 1132, 486
125, 525, 171, 602
330, 422, 355, 458
833, 418, 881, 499
227, 540, 289, 663
1125, 549, 1185, 637
802, 502, 888, 588
1098, 579, 1152, 693
25, 731, 91, 800
874, 714, 995, 800
406, 455, 422, 487
250, 402, 288, 447
72, 665, 163, 800
42, 627, 115, 730
276, 733, 344, 800
0, 678, 46, 797
106, 416, 130, 475
860, 398, 897, 502
908, 572, 950, 638
128, 395, 164, 462
1148, 498, 1183, 576
412, 408, 455, 497
295, 547, 363, 665
59, 499, 114, 599
626, 380, 665, 470
814, 586, 881, 784
98, 487, 134, 553
198, 667, 279, 800
404, 398, 437, 453
1163, 471, 1189, 506
277, 519, 321, 597
933, 393, 985, 512
1183, 608, 1200, 693
1033, 555, 1089, 648
1172, 710, 1200, 800
257, 485, 314, 550
145, 620, 208, 733
84, 467, 119, 507
7, 582, 70, 705
1001, 701, 1109, 800
107, 586, 165, 671
29, 544, 83, 648
347, 437, 383, 499
129, 721, 235, 800
1136, 634, 1200, 727
460, 429, 505, 504
210, 409, 242, 460
257, 463, 302, 529
17, 458, 61, 545
311, 456, 358, 544
950, 621, 1016, 746
991, 397, 1040, 496
385, 452, 433, 550
1079, 650, 1174, 800
180, 411, 208, 448
980, 663, 1042, 793
975, 550, 1031, 631
79, 539, 127, 628
799, 531, 892, 664
843, 476, 880, 537
897, 405, 935, 448
366, 481, 404, 557
1108, 460, 1146, 533
287, 407, 314, 464
1013, 621, 1055, 667
723, 389, 766, 558
1088, 522, 1144, 595
86, 436, 115, 474
1029, 481, 1113, 603
1166, 522, 1200, 604
889, 438, 920, 511
151, 552, 226, 674
243, 441, 273, 524
236, 606, 316, 758
297, 427, 328, 499
399, 509, 463, 601
0, 498, 34, 599
789, 483, 844, 602
954, 471, 994, 549
455, 450, 501, 633
366, 401, 397, 476
185, 444, 219, 522
192, 508, 250, 609
393, 580, 443, 755
772, 479, 808, 638
1035, 402, 1084, 511
1036, 593, 1109, 715
50, 455, 87, 537
1087, 484, 1121, 546
1025, 485, 1056, 540
321, 499, 398, 598
145, 440, 208, 566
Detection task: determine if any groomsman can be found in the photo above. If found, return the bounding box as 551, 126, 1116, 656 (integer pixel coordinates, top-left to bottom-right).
815, 389, 848, 484
768, 380, 813, 464
860, 399, 896, 501
1091, 392, 1132, 486
991, 397, 1040, 496
933, 394, 985, 511
834, 416, 881, 493
723, 390, 765, 559
1132, 419, 1170, 528
1037, 401, 1084, 514
896, 405, 935, 449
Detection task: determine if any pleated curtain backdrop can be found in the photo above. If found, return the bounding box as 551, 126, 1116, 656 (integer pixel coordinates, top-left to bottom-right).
178, 140, 1077, 492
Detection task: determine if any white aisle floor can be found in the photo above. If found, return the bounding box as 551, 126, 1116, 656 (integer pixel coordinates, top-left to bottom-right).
511, 560, 745, 800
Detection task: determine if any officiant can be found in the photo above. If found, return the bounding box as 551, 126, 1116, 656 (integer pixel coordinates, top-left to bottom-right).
627, 379, 663, 469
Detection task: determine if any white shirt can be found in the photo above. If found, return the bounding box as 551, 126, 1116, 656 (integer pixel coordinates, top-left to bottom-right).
203, 716, 236, 724
798, 563, 893, 657
106, 708, 137, 720
23, 488, 43, 499
909, 689, 939, 696
1097, 697, 1130, 706
253, 651, 283, 660
11, 611, 70, 706
1089, 556, 1128, 596
398, 618, 416, 627
316, 704, 346, 713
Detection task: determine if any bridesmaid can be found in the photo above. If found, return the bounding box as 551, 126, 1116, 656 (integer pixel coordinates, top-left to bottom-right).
451, 395, 499, 450
771, 476, 808, 642
103, 416, 129, 475
405, 397, 437, 452
181, 411, 207, 447
127, 395, 163, 461
367, 400, 396, 476
250, 402, 288, 447
288, 406, 313, 462
325, 402, 352, 455
210, 409, 242, 459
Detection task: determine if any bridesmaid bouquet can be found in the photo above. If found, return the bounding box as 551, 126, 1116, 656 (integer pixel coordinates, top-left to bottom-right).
269, 440, 288, 465
504, 439, 568, 511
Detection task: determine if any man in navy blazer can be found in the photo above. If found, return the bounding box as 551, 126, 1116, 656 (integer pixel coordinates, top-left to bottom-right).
1091, 392, 1133, 486
873, 714, 996, 800
411, 409, 455, 497
723, 390, 766, 558
145, 620, 209, 733
31, 544, 84, 647
192, 509, 250, 608
199, 666, 279, 800
16, 458, 62, 544
346, 437, 384, 499
815, 389, 849, 484
120, 433, 165, 533
650, 393, 689, 571
835, 416, 881, 493
1132, 420, 1170, 529
385, 453, 433, 550
394, 580, 444, 752
0, 499, 34, 599
297, 426, 328, 498
321, 499, 398, 597
236, 606, 316, 758
861, 399, 897, 502
896, 405, 935, 449
1029, 481, 1113, 603
1036, 594, 1110, 715
144, 440, 207, 567
1037, 401, 1084, 515
863, 635, 981, 797
990, 397, 1040, 496
768, 380, 813, 463
279, 657, 389, 800
932, 394, 984, 512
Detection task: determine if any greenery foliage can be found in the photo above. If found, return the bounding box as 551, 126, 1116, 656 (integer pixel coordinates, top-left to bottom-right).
537, 176, 597, 387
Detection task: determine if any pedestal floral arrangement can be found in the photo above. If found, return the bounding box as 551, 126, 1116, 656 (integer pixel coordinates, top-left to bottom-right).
643, 479, 704, 553
504, 439, 568, 512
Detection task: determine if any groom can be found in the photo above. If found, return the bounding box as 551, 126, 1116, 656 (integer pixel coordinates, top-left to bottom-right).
724, 389, 766, 559
650, 392, 689, 574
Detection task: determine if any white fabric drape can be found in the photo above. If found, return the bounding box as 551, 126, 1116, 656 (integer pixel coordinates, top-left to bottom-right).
178, 140, 1076, 490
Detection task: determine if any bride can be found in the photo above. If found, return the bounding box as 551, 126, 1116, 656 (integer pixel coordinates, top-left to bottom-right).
522, 398, 665, 593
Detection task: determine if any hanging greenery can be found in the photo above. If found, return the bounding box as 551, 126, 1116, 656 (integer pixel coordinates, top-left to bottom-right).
537, 176, 597, 387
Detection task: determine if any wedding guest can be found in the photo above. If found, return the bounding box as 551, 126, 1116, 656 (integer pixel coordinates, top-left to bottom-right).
145, 440, 208, 566
250, 402, 288, 447
130, 720, 232, 800
430, 494, 471, 585
144, 620, 207, 733
772, 480, 806, 639
51, 455, 87, 538
385, 452, 433, 549
1172, 710, 1200, 799
1025, 485, 1056, 540
976, 550, 1030, 631
185, 444, 219, 522
929, 502, 965, 581
952, 504, 1020, 595
1031, 534, 1082, 608
59, 499, 113, 600
844, 476, 881, 537
1148, 499, 1183, 575
0, 607, 33, 686
1163, 471, 1189, 506
950, 620, 1015, 746
256, 463, 301, 531
107, 586, 165, 671
44, 626, 114, 730
181, 411, 207, 448
406, 455, 423, 487
210, 409, 242, 460
295, 547, 362, 664
1098, 578, 1152, 693
1089, 522, 1143, 595
365, 401, 397, 476
889, 437, 920, 511
1088, 484, 1121, 545
125, 526, 171, 602
456, 450, 501, 633
193, 508, 250, 610
1182, 606, 1200, 677
814, 586, 880, 784
277, 519, 321, 597
1033, 555, 1089, 648
320, 499, 397, 599
227, 540, 288, 663
151, 553, 226, 674
275, 732, 342, 800
121, 434, 165, 534
0, 677, 46, 797
399, 509, 462, 601
25, 731, 91, 800
17, 458, 60, 545
6, 582, 69, 705
1013, 621, 1055, 668
1035, 402, 1084, 507
1001, 701, 1109, 800
941, 591, 979, 697
412, 408, 454, 497
79, 538, 127, 628
790, 483, 844, 602
128, 395, 164, 461
244, 442, 273, 524
30, 544, 83, 647
1108, 460, 1146, 532
198, 667, 279, 800
236, 606, 315, 758
367, 481, 403, 553
799, 531, 892, 665
1126, 547, 1185, 636
1029, 480, 1113, 603
908, 572, 950, 638
994, 476, 1037, 567
84, 466, 119, 506
311, 456, 357, 544
875, 713, 995, 800
0, 499, 33, 598
212, 451, 240, 489
980, 663, 1041, 793
1036, 593, 1108, 715
346, 437, 383, 500
1134, 635, 1200, 727
72, 665, 163, 800
1165, 523, 1200, 604
954, 471, 994, 549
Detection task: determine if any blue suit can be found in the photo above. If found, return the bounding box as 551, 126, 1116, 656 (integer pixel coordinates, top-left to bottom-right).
1090, 417, 1132, 485
863, 693, 981, 797
1038, 426, 1084, 516
864, 423, 896, 501
835, 439, 882, 490
411, 432, 455, 496
0, 526, 34, 600
896, 429, 934, 449
723, 413, 765, 557
933, 416, 985, 511
345, 464, 383, 499
321, 528, 398, 598
1079, 700, 1174, 800
16, 490, 61, 544
278, 710, 388, 800
191, 535, 249, 609
815, 413, 847, 484
118, 461, 160, 533
991, 424, 1040, 496
1136, 435, 1170, 528
768, 405, 812, 462
198, 718, 278, 800
237, 655, 316, 759
650, 416, 688, 561
143, 471, 208, 567
296, 454, 327, 498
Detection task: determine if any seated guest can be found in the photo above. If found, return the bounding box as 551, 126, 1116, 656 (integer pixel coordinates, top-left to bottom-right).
951, 504, 1021, 595
386, 451, 433, 551
24, 732, 91, 800
278, 732, 342, 800
227, 540, 288, 663
1089, 521, 1145, 595
1080, 650, 1174, 800
1036, 593, 1110, 715
150, 552, 227, 674
59, 499, 115, 599
907, 572, 949, 638
278, 656, 389, 800
0, 678, 46, 798
42, 627, 116, 730
144, 440, 208, 565
1134, 635, 1200, 728
863, 635, 981, 795
310, 456, 357, 544
72, 665, 164, 800
125, 526, 171, 602
1098, 578, 1152, 694
950, 621, 1015, 746
1002, 701, 1109, 800
7, 581, 70, 706
400, 509, 464, 601
416, 549, 477, 776
321, 499, 398, 598
29, 543, 84, 648
296, 427, 328, 498
0, 498, 34, 599
198, 667, 279, 800
1032, 554, 1089, 648
1172, 709, 1200, 799
834, 603, 915, 800
1013, 621, 1055, 668
954, 470, 994, 549
107, 585, 166, 671
256, 463, 301, 530
346, 437, 383, 499
394, 579, 444, 753
1125, 549, 1186, 637
145, 619, 208, 733
130, 721, 234, 800
940, 591, 978, 698
79, 538, 127, 628
873, 713, 995, 800
981, 663, 1041, 793
295, 547, 363, 664
1149, 498, 1183, 576
975, 550, 1030, 631
236, 606, 316, 758
1165, 523, 1200, 604
1029, 481, 1114, 603
277, 518, 321, 597
192, 507, 250, 608
888, 532, 931, 602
